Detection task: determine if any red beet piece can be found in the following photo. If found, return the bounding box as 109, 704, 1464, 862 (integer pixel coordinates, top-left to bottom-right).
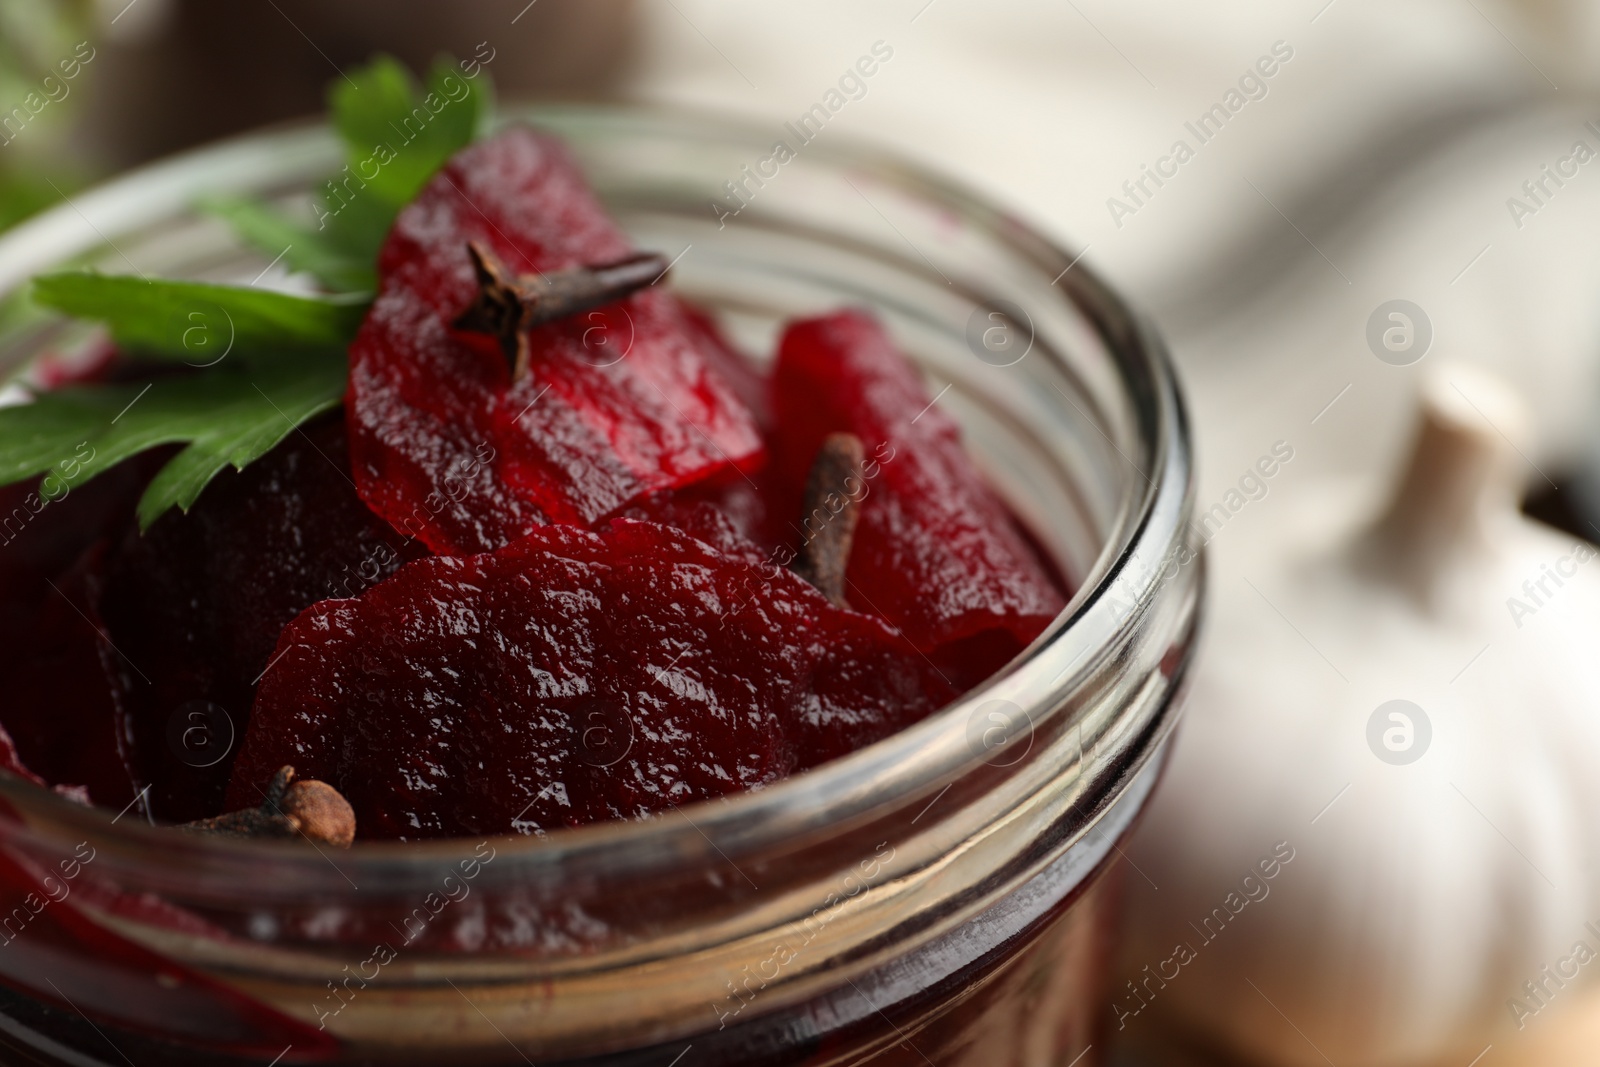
680, 302, 771, 429
613, 311, 776, 565
617, 472, 775, 567
0, 459, 162, 808
228, 520, 952, 839
0, 721, 42, 786
772, 309, 1065, 682
347, 126, 765, 555
0, 718, 92, 805
97, 414, 420, 822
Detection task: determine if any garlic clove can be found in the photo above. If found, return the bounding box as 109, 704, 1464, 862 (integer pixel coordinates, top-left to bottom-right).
1353, 364, 1530, 617
1118, 365, 1600, 1066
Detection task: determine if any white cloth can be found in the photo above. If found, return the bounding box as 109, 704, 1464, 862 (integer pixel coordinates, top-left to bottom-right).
624, 0, 1600, 498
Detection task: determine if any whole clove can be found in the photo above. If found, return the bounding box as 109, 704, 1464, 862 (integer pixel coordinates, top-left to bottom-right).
453, 240, 669, 382
182, 766, 356, 848
790, 432, 867, 608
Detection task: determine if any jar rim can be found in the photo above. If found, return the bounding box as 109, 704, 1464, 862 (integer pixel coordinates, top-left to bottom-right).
0, 103, 1197, 893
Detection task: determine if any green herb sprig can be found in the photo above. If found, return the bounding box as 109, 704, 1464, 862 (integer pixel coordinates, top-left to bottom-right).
0, 54, 490, 529
205, 55, 492, 295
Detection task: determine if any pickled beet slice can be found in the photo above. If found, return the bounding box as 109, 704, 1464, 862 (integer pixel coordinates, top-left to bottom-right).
0, 461, 159, 808
613, 311, 775, 564
617, 473, 775, 566
0, 722, 41, 786
772, 310, 1065, 677
0, 720, 91, 804
98, 414, 420, 822
347, 126, 765, 555
681, 302, 771, 429
228, 520, 952, 839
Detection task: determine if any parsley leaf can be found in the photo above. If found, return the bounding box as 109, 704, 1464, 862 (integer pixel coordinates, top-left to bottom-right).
328, 55, 490, 218
202, 196, 376, 294
207, 55, 490, 292
0, 351, 346, 529
30, 272, 367, 363
0, 56, 495, 524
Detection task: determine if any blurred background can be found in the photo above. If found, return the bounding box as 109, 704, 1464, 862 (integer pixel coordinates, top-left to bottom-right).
8, 1, 1600, 1063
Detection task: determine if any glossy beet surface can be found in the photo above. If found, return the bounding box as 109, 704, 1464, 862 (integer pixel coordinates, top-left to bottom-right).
228, 520, 953, 839
347, 126, 765, 555
772, 310, 1065, 685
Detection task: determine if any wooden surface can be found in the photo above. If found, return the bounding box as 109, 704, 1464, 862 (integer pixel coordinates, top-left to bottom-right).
1104, 982, 1600, 1067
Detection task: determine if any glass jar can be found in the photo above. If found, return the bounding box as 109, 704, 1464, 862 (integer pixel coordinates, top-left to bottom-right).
0, 106, 1200, 1066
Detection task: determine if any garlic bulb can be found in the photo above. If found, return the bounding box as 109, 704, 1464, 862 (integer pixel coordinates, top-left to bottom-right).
1119, 365, 1600, 1065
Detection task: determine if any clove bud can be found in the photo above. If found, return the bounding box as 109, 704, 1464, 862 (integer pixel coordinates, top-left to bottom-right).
453, 241, 668, 382
182, 766, 356, 848
790, 432, 867, 608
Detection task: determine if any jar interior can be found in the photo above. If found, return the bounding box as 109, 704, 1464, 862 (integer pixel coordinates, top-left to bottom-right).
0, 106, 1194, 1064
